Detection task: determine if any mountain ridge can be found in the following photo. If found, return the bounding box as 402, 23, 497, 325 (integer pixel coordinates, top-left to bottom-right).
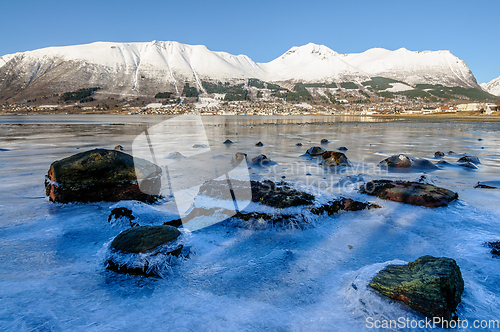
0, 41, 485, 102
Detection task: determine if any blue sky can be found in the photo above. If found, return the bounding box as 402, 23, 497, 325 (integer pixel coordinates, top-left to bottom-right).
0, 0, 498, 83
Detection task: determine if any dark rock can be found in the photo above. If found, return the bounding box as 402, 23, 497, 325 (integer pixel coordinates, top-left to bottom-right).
110, 225, 181, 254
379, 154, 437, 169
457, 155, 480, 165
370, 255, 464, 322
255, 142, 264, 147
45, 149, 161, 203
192, 144, 209, 148
378, 154, 413, 168
108, 207, 137, 227
306, 146, 327, 156
223, 139, 233, 144
114, 145, 124, 151
320, 139, 329, 144
448, 151, 455, 155
434, 151, 445, 158
478, 138, 483, 141
475, 181, 500, 189
337, 147, 348, 151
296, 142, 303, 146
360, 180, 458, 208
310, 198, 380, 215
322, 151, 351, 167
460, 161, 478, 169
250, 154, 276, 166
486, 241, 500, 257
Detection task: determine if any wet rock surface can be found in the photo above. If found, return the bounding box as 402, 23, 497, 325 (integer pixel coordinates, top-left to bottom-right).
475, 181, 500, 189
107, 225, 185, 277
255, 141, 264, 147
306, 146, 327, 156
457, 155, 480, 165
370, 255, 464, 322
110, 225, 181, 253
378, 154, 437, 169
223, 139, 233, 144
434, 151, 445, 158
322, 151, 350, 167
360, 180, 458, 207
45, 149, 161, 203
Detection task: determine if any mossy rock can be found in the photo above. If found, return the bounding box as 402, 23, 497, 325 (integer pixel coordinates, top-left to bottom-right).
111, 225, 181, 253
370, 255, 464, 321
45, 149, 161, 203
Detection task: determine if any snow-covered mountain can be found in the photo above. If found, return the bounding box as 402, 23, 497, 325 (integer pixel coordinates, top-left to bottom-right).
341, 48, 479, 88
0, 41, 482, 101
481, 76, 500, 96
259, 43, 371, 83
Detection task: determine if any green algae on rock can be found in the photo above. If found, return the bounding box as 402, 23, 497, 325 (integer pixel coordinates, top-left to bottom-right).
370, 256, 464, 322
45, 149, 161, 203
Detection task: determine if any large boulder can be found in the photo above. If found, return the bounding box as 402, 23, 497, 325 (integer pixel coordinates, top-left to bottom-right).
370, 256, 464, 322
45, 149, 161, 203
322, 151, 351, 167
359, 180, 458, 207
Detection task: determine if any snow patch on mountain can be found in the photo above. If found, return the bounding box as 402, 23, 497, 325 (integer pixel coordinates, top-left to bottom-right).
481, 76, 500, 96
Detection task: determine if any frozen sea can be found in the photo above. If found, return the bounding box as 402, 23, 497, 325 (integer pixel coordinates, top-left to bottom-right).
1, 114, 500, 331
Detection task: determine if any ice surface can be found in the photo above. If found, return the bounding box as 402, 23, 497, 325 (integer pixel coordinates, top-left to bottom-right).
1, 115, 500, 331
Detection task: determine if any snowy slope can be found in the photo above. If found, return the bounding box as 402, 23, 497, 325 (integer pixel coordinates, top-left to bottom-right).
481, 76, 500, 96
0, 41, 482, 100
260, 43, 371, 82
341, 47, 479, 88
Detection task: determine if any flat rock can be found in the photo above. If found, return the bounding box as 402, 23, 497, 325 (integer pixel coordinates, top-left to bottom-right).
110, 225, 181, 253
45, 149, 161, 203
359, 180, 458, 207
370, 255, 464, 321
306, 146, 327, 156
475, 180, 500, 189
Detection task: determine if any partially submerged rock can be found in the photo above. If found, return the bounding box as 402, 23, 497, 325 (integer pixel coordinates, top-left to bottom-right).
378, 154, 437, 169
231, 152, 247, 165
434, 151, 445, 158
223, 139, 233, 144
475, 181, 500, 189
360, 180, 458, 207
250, 154, 276, 166
322, 151, 351, 167
45, 149, 161, 203
486, 241, 500, 257
107, 225, 185, 277
165, 151, 186, 159
337, 146, 348, 151
110, 225, 181, 253
255, 141, 264, 147
320, 139, 329, 144
192, 144, 209, 149
370, 255, 464, 322
108, 207, 137, 227
296, 142, 303, 146
458, 155, 480, 165
114, 145, 124, 151
306, 146, 327, 156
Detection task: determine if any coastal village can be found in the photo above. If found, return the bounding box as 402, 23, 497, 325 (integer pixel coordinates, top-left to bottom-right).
2, 98, 498, 116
